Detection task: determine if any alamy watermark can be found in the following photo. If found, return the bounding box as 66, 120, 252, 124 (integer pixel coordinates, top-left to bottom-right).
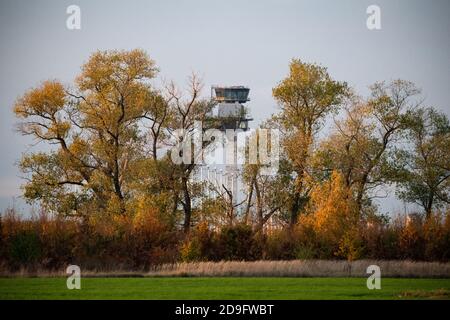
66, 265, 81, 289
66, 5, 81, 30
366, 265, 381, 290
170, 121, 280, 175
366, 5, 381, 30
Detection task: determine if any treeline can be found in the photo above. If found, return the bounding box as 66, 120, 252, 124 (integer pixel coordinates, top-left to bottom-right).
1, 48, 449, 269
0, 207, 449, 271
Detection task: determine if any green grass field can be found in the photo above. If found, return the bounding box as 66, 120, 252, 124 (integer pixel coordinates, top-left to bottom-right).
1, 277, 449, 300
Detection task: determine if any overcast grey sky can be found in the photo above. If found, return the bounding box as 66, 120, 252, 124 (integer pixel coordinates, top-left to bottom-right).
0, 0, 449, 214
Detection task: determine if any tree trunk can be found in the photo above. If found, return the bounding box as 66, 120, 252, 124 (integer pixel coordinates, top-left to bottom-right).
182, 176, 192, 233
255, 181, 263, 229
289, 191, 300, 227
243, 180, 254, 224
424, 192, 434, 219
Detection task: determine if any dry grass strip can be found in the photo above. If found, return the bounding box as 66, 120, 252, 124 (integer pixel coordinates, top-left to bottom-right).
1, 260, 449, 278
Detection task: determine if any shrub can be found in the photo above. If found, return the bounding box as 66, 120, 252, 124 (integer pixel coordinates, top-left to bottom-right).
399, 215, 425, 260
215, 224, 261, 261
423, 213, 442, 260
181, 221, 214, 262
336, 226, 364, 261
9, 230, 41, 267
264, 230, 290, 260
295, 245, 317, 260
1, 205, 450, 272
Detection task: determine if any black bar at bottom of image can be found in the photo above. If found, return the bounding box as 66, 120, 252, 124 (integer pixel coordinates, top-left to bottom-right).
0, 300, 446, 319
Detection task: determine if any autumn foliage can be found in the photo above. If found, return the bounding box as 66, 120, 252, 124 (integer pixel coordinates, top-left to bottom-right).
1, 205, 450, 271
298, 172, 362, 260
2, 49, 449, 271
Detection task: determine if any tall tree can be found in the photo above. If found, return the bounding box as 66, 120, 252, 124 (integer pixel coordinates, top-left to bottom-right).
272, 59, 348, 226
314, 80, 421, 215
165, 75, 214, 232
241, 128, 288, 231
15, 49, 159, 215
395, 107, 450, 216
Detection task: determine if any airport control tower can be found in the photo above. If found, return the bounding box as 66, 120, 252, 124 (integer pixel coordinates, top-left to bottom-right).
205, 86, 252, 206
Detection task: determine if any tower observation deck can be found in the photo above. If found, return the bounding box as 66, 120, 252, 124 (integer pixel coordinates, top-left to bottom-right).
209, 86, 252, 131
